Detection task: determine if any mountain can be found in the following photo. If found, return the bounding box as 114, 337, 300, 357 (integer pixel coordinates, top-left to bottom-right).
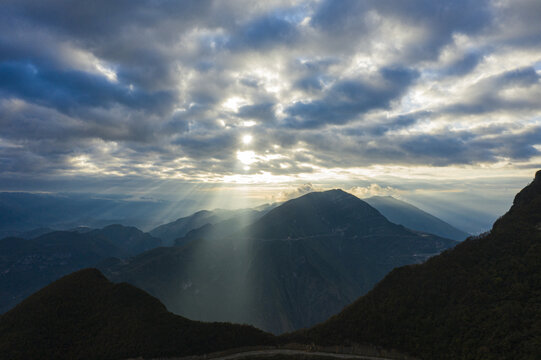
0, 268, 272, 360
102, 189, 457, 334
290, 171, 541, 359
364, 196, 470, 240
0, 227, 56, 239
87, 224, 161, 255
150, 208, 262, 246
0, 192, 184, 236
0, 225, 160, 313
174, 210, 264, 246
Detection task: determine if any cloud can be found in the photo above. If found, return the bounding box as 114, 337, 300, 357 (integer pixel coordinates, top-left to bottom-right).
283, 67, 419, 128
349, 184, 400, 198
237, 102, 276, 123
442, 52, 484, 77
228, 13, 300, 50
0, 0, 540, 194
0, 61, 176, 115
274, 183, 324, 202
311, 0, 493, 60
443, 67, 541, 115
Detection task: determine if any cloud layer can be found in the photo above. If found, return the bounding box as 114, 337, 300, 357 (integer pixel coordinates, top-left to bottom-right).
0, 0, 540, 194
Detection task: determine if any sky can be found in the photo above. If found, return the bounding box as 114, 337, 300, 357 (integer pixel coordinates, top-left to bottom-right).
1, 0, 540, 232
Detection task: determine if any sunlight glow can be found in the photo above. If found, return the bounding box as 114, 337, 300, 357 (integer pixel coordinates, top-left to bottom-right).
242, 134, 253, 145
222, 96, 247, 111
242, 120, 256, 127
237, 150, 257, 165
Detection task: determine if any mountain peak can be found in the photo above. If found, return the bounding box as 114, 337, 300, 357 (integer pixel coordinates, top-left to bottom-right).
305, 188, 349, 195
247, 189, 389, 240
299, 188, 358, 202
323, 188, 349, 193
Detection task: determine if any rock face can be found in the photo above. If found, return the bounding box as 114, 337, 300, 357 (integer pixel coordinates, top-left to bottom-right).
102, 189, 457, 334
364, 195, 470, 241
0, 268, 272, 360
292, 170, 541, 360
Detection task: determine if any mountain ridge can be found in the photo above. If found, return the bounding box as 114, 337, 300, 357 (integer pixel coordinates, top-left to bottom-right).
246, 189, 389, 240
364, 195, 470, 240
286, 170, 541, 359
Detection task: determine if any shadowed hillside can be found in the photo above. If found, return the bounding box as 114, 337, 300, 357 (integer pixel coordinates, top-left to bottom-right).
0, 268, 272, 360
288, 170, 541, 359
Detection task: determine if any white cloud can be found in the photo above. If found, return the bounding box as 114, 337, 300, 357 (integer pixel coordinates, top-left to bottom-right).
349, 184, 400, 198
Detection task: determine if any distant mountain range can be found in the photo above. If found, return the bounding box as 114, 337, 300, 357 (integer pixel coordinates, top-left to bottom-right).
0, 224, 160, 313
101, 189, 457, 333
287, 170, 541, 359
364, 196, 470, 240
0, 190, 466, 320
0, 191, 472, 239
0, 192, 199, 237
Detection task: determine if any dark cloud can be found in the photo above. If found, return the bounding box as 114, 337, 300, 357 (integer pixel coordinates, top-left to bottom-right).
311, 0, 492, 60
3, 0, 213, 42
443, 52, 484, 77
283, 67, 419, 128
290, 58, 337, 93
0, 61, 175, 115
286, 121, 541, 169
229, 14, 300, 50
342, 112, 428, 137
294, 75, 326, 92
237, 103, 276, 123
1, 0, 215, 91
173, 132, 237, 161
444, 67, 541, 115
493, 0, 541, 47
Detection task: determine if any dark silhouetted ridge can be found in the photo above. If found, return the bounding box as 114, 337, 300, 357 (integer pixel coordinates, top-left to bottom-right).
289, 171, 541, 359
0, 268, 272, 360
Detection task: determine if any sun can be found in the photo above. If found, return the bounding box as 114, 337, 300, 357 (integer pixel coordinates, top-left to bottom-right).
242, 134, 253, 145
